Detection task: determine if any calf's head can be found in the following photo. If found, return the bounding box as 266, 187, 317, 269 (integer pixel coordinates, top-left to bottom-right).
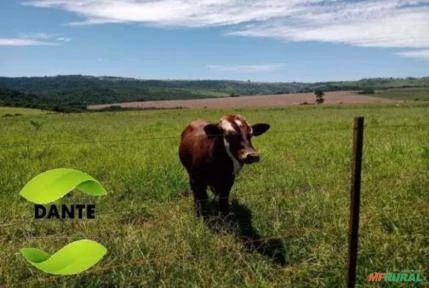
204, 115, 270, 164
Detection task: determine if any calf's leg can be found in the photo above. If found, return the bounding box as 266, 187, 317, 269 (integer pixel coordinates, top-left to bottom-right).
214, 177, 234, 216
190, 178, 208, 217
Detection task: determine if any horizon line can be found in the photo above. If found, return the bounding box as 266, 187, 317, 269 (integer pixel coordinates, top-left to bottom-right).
1, 74, 428, 85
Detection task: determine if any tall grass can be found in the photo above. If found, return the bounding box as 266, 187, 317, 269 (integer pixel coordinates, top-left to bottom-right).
0, 104, 428, 287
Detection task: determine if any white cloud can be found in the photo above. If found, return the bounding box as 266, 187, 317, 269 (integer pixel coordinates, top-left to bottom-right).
23, 0, 429, 59
0, 33, 71, 46
207, 63, 285, 73
19, 32, 53, 40
396, 49, 429, 60
24, 0, 311, 26
0, 38, 57, 46
229, 3, 429, 49
55, 36, 72, 42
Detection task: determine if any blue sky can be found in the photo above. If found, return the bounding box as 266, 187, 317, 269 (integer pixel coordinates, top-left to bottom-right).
0, 0, 428, 82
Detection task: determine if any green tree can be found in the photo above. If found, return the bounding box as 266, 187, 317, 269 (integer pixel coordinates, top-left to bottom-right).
314, 90, 325, 104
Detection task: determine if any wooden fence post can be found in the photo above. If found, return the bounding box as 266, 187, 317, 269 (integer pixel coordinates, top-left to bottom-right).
347, 117, 364, 288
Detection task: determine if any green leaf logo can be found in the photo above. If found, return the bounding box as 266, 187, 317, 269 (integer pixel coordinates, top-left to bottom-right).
20, 168, 106, 204
20, 239, 107, 275
19, 168, 108, 275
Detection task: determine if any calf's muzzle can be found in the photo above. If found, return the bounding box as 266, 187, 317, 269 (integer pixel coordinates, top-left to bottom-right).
240, 151, 260, 164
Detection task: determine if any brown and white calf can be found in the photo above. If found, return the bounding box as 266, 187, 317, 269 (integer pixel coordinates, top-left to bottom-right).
179, 115, 270, 217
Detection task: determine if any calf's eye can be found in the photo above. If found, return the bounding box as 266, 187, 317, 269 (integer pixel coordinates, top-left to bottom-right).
226, 134, 240, 141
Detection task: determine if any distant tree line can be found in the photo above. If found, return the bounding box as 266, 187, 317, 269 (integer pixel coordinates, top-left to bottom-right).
0, 75, 428, 112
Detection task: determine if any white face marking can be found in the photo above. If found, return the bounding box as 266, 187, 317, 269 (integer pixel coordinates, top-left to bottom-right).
219, 116, 251, 175
223, 137, 242, 175
220, 119, 237, 135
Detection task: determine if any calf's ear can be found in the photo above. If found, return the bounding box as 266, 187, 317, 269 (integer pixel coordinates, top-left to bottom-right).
252, 123, 270, 136
204, 124, 223, 137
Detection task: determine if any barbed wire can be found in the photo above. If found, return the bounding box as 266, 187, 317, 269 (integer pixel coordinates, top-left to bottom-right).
0, 189, 301, 228
2, 204, 427, 286
0, 123, 427, 150
0, 133, 429, 227
2, 201, 422, 243
7, 226, 327, 288
8, 252, 185, 288
2, 222, 328, 247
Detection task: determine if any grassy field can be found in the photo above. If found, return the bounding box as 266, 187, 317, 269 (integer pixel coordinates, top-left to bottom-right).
0, 103, 428, 287
375, 87, 429, 101
0, 107, 46, 117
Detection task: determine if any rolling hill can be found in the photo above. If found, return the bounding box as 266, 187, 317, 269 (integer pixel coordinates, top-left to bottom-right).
0, 75, 428, 111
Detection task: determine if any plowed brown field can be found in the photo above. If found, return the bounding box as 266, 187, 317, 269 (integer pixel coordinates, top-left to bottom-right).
88, 91, 395, 110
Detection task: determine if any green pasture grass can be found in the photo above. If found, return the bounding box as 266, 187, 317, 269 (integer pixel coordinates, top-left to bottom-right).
375, 87, 429, 101
0, 103, 428, 287
0, 107, 47, 117
191, 89, 229, 98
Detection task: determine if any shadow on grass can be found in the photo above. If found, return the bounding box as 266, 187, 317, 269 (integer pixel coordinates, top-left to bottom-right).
204, 199, 287, 266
